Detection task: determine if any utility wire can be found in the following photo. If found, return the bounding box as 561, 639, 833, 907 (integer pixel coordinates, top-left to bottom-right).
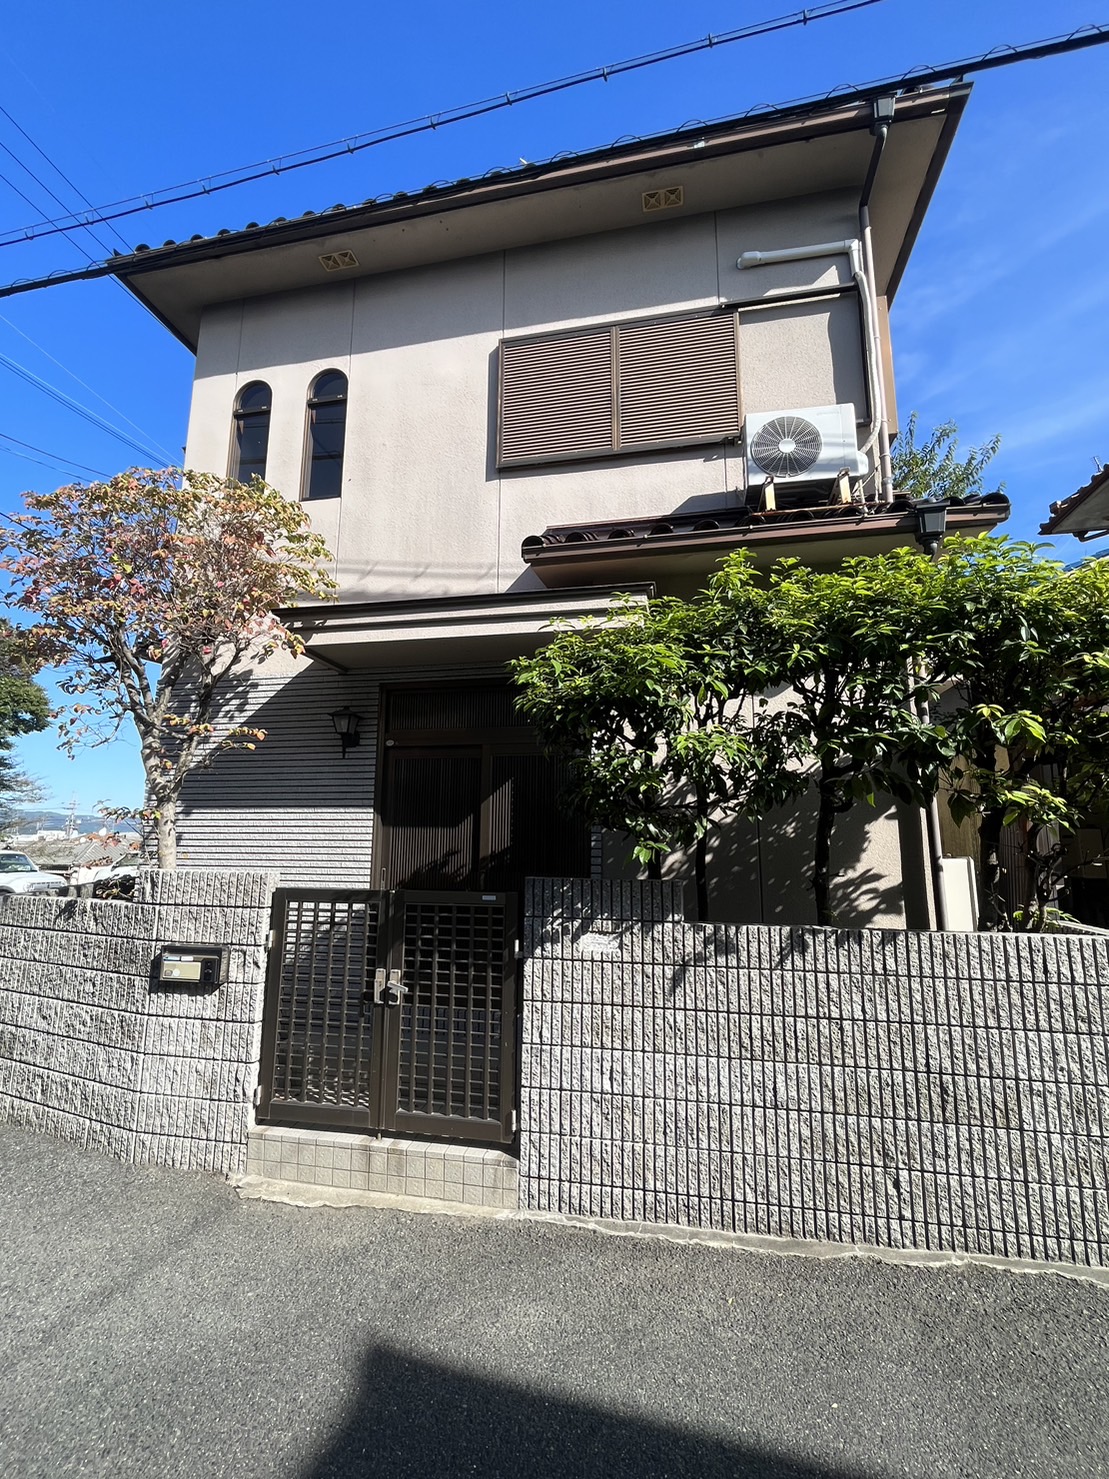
0, 311, 176, 463
0, 138, 120, 265
0, 119, 180, 462
0, 443, 87, 478
0, 349, 167, 463
0, 430, 109, 480
0, 101, 132, 255
0, 0, 886, 249
2, 20, 1107, 299
0, 98, 198, 342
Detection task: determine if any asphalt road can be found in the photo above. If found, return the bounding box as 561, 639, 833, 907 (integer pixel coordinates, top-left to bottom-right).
0, 1124, 1106, 1479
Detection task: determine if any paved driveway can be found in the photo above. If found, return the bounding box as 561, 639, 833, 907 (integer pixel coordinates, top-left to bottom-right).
0, 1124, 1106, 1478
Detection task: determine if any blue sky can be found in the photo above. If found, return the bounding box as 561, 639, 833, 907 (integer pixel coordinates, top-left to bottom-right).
1, 0, 1106, 811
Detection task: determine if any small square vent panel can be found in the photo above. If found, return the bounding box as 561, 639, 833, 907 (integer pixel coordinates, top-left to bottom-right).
319, 249, 360, 272
642, 186, 684, 212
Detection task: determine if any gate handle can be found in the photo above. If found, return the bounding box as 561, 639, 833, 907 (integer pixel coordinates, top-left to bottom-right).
371, 968, 408, 1008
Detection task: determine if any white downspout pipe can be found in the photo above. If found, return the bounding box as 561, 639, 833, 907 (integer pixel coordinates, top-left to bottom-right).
737, 238, 892, 503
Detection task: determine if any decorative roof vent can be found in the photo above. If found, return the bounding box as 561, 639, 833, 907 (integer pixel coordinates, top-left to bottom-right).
318, 249, 359, 272
642, 186, 684, 212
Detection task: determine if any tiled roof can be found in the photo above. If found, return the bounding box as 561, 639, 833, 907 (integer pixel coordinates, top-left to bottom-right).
117, 78, 946, 262
524, 492, 1011, 554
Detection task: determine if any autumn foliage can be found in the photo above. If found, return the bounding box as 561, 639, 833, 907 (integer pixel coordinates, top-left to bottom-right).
1, 469, 336, 867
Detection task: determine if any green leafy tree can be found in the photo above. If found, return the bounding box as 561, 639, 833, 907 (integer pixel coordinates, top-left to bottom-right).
892, 412, 1004, 502
721, 548, 948, 925
930, 536, 1109, 930
1, 468, 336, 869
0, 619, 51, 832
512, 558, 805, 920
0, 771, 50, 840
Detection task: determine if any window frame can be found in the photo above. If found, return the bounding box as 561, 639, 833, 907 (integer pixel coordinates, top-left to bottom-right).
229, 380, 273, 484
496, 306, 743, 471
301, 369, 349, 502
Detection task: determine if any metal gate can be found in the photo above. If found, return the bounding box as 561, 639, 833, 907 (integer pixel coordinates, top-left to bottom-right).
257, 887, 518, 1145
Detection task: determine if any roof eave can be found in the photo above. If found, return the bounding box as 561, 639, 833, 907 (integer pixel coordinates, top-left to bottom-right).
109, 84, 971, 351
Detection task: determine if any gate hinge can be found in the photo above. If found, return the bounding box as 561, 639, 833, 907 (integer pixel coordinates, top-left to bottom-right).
510, 1109, 518, 1135
252, 1083, 262, 1108
265, 929, 275, 952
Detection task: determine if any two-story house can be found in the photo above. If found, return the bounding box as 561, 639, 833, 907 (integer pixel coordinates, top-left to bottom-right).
111, 81, 1007, 931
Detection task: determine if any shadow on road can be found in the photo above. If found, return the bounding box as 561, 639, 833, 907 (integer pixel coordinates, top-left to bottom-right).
305, 1342, 866, 1479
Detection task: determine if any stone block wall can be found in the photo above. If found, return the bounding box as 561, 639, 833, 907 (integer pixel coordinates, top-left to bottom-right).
0, 870, 276, 1174
520, 879, 1109, 1267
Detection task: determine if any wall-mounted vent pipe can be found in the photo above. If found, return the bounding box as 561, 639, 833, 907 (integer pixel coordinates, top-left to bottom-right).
737, 237, 891, 503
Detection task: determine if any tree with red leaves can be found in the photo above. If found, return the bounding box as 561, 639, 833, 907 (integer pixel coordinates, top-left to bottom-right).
2, 468, 336, 868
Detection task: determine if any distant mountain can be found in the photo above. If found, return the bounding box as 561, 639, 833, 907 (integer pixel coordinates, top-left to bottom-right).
7, 811, 142, 836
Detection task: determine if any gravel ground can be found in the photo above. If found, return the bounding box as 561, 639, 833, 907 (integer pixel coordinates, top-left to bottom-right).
0, 1123, 1106, 1479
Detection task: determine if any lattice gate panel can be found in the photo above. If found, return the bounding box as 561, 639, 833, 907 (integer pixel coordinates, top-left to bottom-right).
261, 891, 383, 1126
394, 894, 515, 1139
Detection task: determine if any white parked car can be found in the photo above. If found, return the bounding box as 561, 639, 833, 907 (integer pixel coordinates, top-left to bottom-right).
0, 852, 68, 896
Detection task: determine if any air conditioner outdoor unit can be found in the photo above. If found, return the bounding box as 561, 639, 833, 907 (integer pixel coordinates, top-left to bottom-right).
744, 403, 867, 484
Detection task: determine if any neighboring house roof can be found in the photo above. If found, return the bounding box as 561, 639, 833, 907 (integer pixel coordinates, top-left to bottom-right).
106, 82, 971, 350
1041, 465, 1109, 540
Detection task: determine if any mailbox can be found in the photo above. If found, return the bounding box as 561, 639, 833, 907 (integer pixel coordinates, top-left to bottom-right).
154, 944, 229, 989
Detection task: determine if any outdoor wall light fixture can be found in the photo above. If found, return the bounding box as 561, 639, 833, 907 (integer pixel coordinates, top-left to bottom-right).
329, 707, 363, 758
911, 500, 949, 559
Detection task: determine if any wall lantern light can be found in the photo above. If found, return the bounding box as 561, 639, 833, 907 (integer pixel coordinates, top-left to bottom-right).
329, 706, 363, 758
911, 499, 949, 559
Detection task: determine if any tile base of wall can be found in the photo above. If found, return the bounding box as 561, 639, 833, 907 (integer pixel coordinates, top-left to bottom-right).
245, 1126, 518, 1209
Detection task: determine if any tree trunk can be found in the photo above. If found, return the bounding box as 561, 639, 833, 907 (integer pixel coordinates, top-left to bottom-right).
977, 806, 1007, 931
153, 800, 178, 870
694, 830, 708, 923
812, 777, 838, 927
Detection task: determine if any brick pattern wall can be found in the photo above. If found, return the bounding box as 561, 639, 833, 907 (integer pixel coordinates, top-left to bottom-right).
520, 879, 1109, 1267
0, 870, 276, 1175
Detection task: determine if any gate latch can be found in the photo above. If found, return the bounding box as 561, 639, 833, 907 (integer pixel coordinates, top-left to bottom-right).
372, 968, 408, 1007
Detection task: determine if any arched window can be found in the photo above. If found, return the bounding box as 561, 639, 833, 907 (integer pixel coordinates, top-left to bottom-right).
230, 381, 271, 483
303, 370, 347, 500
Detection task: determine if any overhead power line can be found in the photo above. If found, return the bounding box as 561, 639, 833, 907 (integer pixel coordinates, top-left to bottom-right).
0, 0, 886, 249
0, 113, 179, 463
0, 348, 168, 464
1, 20, 1107, 303
0, 311, 177, 464
0, 100, 132, 255
0, 102, 190, 331
0, 430, 110, 480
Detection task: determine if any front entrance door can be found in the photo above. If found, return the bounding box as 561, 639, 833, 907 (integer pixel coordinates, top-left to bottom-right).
376, 683, 592, 894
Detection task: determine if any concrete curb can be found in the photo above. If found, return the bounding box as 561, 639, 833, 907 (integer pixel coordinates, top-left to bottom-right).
231, 1173, 1109, 1287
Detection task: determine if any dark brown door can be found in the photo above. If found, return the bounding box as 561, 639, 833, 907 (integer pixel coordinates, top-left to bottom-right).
379, 744, 591, 893
382, 890, 517, 1143
376, 684, 592, 895
379, 746, 484, 889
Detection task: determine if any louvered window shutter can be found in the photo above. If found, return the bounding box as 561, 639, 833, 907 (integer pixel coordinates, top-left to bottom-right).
498, 311, 740, 467
499, 329, 613, 464
616, 314, 740, 449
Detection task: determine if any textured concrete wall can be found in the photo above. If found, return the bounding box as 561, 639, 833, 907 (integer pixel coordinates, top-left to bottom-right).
0, 870, 276, 1174
185, 192, 866, 604
520, 879, 1109, 1267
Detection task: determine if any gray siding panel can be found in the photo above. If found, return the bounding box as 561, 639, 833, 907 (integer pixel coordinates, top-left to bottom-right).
177, 662, 505, 887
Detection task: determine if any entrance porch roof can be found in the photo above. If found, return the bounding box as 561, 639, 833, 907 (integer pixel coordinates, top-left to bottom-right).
282, 583, 655, 672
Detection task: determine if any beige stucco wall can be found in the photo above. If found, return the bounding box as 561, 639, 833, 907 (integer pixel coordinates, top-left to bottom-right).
185, 188, 870, 604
